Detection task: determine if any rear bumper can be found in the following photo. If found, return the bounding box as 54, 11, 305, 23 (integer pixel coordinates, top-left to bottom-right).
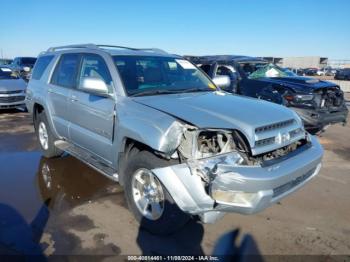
152, 135, 323, 222
292, 106, 348, 130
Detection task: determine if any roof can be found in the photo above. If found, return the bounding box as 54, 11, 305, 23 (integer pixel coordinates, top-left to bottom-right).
43, 44, 177, 57
185, 55, 267, 64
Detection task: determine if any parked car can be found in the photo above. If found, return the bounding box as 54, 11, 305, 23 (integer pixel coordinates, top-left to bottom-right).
303, 68, 318, 76
285, 68, 305, 76
0, 66, 27, 110
334, 68, 350, 80
316, 67, 336, 77
9, 57, 37, 81
26, 44, 323, 234
0, 59, 13, 66
186, 55, 348, 133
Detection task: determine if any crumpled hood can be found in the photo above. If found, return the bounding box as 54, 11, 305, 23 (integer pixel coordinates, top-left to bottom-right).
258, 76, 337, 93
0, 79, 27, 92
133, 91, 299, 145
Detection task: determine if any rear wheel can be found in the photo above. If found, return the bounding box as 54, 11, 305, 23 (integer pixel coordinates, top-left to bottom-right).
35, 111, 63, 158
124, 149, 190, 235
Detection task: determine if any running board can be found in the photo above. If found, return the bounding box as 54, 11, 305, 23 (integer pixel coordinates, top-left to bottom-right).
54, 140, 119, 182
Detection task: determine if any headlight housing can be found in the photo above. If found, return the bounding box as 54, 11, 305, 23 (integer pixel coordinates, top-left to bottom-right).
211, 190, 258, 206
294, 94, 314, 101
188, 152, 244, 182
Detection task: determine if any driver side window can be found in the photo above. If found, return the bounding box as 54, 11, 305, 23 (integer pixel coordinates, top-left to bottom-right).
215, 64, 239, 93
216, 65, 236, 77
78, 54, 113, 93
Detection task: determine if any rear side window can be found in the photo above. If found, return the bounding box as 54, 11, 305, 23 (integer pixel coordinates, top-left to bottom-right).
31, 55, 54, 80
51, 54, 80, 88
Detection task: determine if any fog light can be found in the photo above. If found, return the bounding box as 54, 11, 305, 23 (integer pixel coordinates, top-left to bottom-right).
212, 190, 258, 206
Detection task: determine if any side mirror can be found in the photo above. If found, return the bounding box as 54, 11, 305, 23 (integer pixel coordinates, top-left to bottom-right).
212, 75, 231, 89
80, 77, 109, 97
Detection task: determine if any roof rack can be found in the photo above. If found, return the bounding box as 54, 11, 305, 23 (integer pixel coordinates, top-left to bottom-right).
47, 44, 97, 52
47, 44, 168, 54
96, 45, 167, 54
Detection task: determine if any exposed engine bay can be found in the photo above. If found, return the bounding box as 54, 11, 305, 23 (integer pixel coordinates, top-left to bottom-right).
177, 127, 308, 166
313, 87, 344, 109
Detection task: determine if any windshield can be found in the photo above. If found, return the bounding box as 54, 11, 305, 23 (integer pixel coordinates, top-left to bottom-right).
113, 56, 216, 96
20, 58, 36, 65
242, 63, 291, 79
0, 67, 19, 79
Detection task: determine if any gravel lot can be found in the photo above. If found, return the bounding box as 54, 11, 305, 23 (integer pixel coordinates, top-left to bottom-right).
0, 99, 349, 259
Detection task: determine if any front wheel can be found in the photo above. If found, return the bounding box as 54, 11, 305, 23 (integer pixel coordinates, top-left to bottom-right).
124, 150, 190, 235
35, 111, 63, 158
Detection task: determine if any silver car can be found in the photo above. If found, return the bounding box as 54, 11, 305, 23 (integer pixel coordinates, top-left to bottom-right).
26, 44, 323, 234
0, 66, 27, 109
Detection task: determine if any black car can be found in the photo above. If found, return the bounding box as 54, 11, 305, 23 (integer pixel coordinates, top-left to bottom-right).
335, 68, 350, 80
186, 55, 348, 133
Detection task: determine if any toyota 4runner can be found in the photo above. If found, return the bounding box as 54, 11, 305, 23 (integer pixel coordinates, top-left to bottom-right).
26, 44, 323, 234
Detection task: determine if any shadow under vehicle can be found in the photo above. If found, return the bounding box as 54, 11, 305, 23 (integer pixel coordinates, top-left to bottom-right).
186, 55, 348, 134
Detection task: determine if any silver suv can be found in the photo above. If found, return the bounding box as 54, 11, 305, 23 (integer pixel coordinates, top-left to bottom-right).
26, 44, 323, 234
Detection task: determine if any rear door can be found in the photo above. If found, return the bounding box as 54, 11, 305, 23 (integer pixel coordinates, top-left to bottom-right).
48, 53, 80, 139
68, 53, 115, 164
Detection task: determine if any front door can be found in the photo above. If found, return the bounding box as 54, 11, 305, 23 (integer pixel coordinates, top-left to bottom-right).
68, 53, 115, 164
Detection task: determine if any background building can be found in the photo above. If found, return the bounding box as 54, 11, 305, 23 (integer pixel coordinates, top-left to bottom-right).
282, 56, 328, 69
259, 56, 332, 69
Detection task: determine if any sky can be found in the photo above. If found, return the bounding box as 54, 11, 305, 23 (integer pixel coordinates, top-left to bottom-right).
1, 0, 349, 59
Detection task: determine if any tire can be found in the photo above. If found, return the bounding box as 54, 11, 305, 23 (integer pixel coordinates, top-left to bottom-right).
35, 111, 63, 158
124, 149, 190, 235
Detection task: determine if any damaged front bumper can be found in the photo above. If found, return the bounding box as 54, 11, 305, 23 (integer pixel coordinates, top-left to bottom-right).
152, 135, 323, 223
292, 105, 348, 130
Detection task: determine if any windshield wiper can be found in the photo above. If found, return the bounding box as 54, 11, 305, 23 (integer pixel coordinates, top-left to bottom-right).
175, 87, 213, 93
130, 89, 180, 97
130, 88, 213, 97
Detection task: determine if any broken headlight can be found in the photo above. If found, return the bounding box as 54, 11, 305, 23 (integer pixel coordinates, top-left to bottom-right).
188, 152, 245, 183
284, 93, 314, 103
294, 94, 314, 101
197, 130, 236, 158
178, 129, 241, 159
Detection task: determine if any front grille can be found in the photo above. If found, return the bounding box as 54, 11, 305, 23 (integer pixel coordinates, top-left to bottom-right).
255, 119, 295, 133
273, 167, 316, 198
0, 90, 23, 94
255, 137, 275, 147
0, 96, 25, 103
255, 128, 304, 148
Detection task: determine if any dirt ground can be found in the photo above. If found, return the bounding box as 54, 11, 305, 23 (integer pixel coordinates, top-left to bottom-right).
0, 99, 349, 259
